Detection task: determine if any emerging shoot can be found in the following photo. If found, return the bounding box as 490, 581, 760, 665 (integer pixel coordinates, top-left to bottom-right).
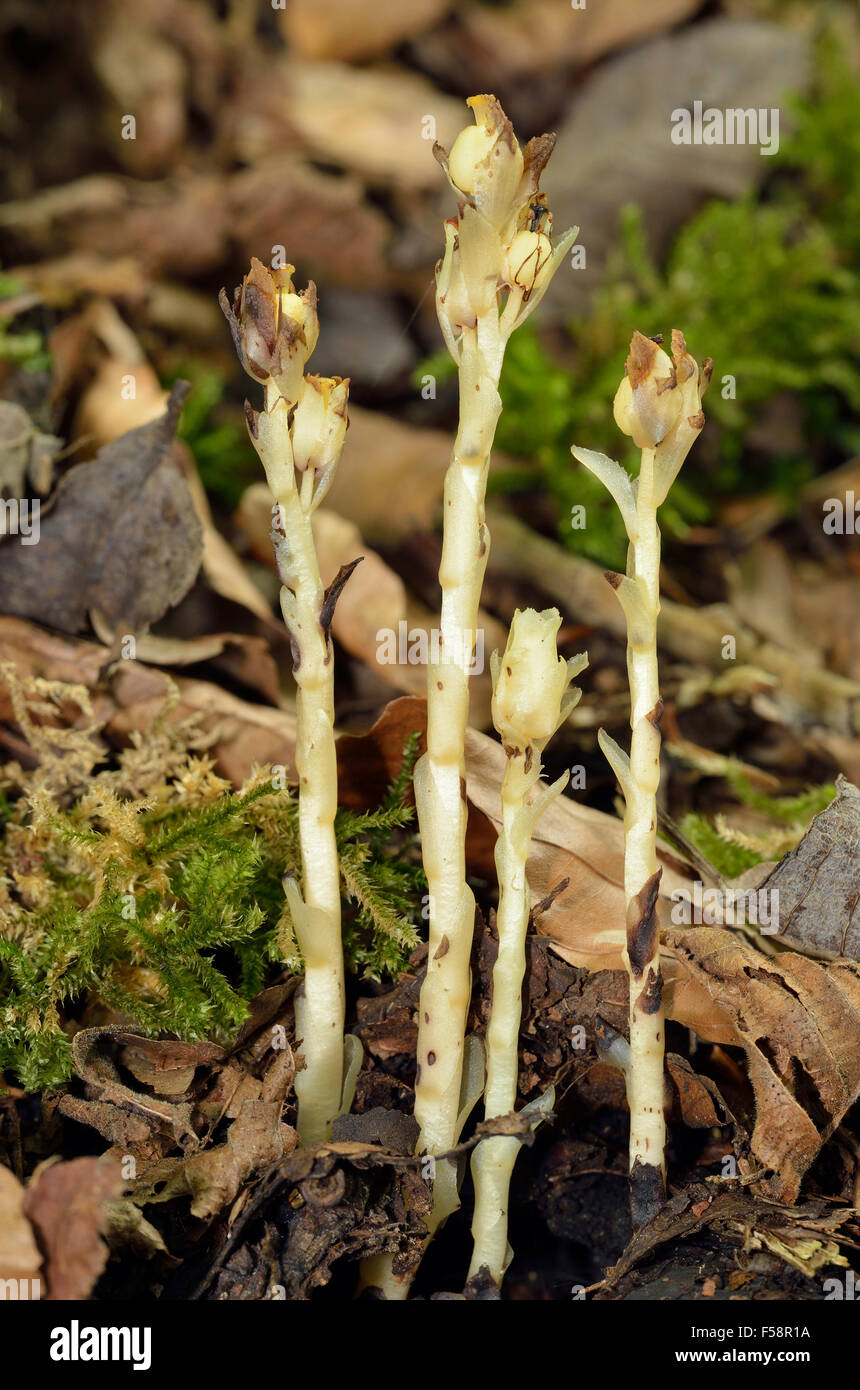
469, 608, 586, 1286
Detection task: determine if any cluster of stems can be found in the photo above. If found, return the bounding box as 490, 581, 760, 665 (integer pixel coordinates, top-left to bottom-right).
469, 609, 586, 1284
221, 260, 350, 1144
219, 95, 712, 1295
573, 330, 711, 1225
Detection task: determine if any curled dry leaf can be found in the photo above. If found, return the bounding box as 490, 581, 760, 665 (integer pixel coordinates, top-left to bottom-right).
665, 926, 860, 1202
22, 1157, 123, 1300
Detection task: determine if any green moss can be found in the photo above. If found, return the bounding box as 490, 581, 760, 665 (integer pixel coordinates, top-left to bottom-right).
0, 680, 424, 1091
0, 272, 51, 373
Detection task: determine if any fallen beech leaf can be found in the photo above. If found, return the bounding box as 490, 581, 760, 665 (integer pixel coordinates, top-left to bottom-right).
112, 1033, 225, 1097
0, 385, 202, 634
23, 1157, 123, 1300
424, 0, 699, 83
665, 926, 860, 1202
281, 0, 450, 61
666, 1054, 726, 1130
0, 1165, 42, 1285
282, 61, 464, 191
754, 777, 860, 961
336, 694, 427, 810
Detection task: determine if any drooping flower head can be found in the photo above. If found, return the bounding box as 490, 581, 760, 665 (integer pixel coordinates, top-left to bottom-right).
613, 330, 713, 499
220, 258, 319, 403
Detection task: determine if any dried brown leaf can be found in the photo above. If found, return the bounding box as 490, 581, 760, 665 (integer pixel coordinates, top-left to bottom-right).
0, 385, 201, 634
22, 1157, 123, 1300
665, 926, 860, 1201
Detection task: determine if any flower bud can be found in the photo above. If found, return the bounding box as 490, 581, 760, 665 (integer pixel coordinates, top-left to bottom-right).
505, 228, 553, 299
492, 607, 571, 748
291, 374, 349, 475
220, 257, 319, 403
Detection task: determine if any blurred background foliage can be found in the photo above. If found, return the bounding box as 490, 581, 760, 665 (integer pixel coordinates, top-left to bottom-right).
490, 35, 860, 564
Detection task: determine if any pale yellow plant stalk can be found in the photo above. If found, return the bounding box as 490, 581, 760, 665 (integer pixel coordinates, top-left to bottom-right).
362, 95, 577, 1300
221, 260, 350, 1144
469, 609, 586, 1285
572, 330, 711, 1225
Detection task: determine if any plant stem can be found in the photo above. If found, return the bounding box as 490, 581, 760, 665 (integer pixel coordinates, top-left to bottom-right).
257, 391, 344, 1144
468, 751, 534, 1283
413, 327, 503, 1229
619, 449, 666, 1224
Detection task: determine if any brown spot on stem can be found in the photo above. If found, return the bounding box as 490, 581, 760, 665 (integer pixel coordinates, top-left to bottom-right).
629, 1157, 665, 1230
424, 1012, 430, 1024
636, 966, 663, 1016
605, 571, 623, 590
646, 698, 664, 729
524, 745, 534, 775
433, 935, 450, 961
687, 410, 705, 430
459, 776, 467, 804
436, 680, 443, 690
428, 1051, 437, 1065
243, 399, 260, 439
626, 868, 663, 978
